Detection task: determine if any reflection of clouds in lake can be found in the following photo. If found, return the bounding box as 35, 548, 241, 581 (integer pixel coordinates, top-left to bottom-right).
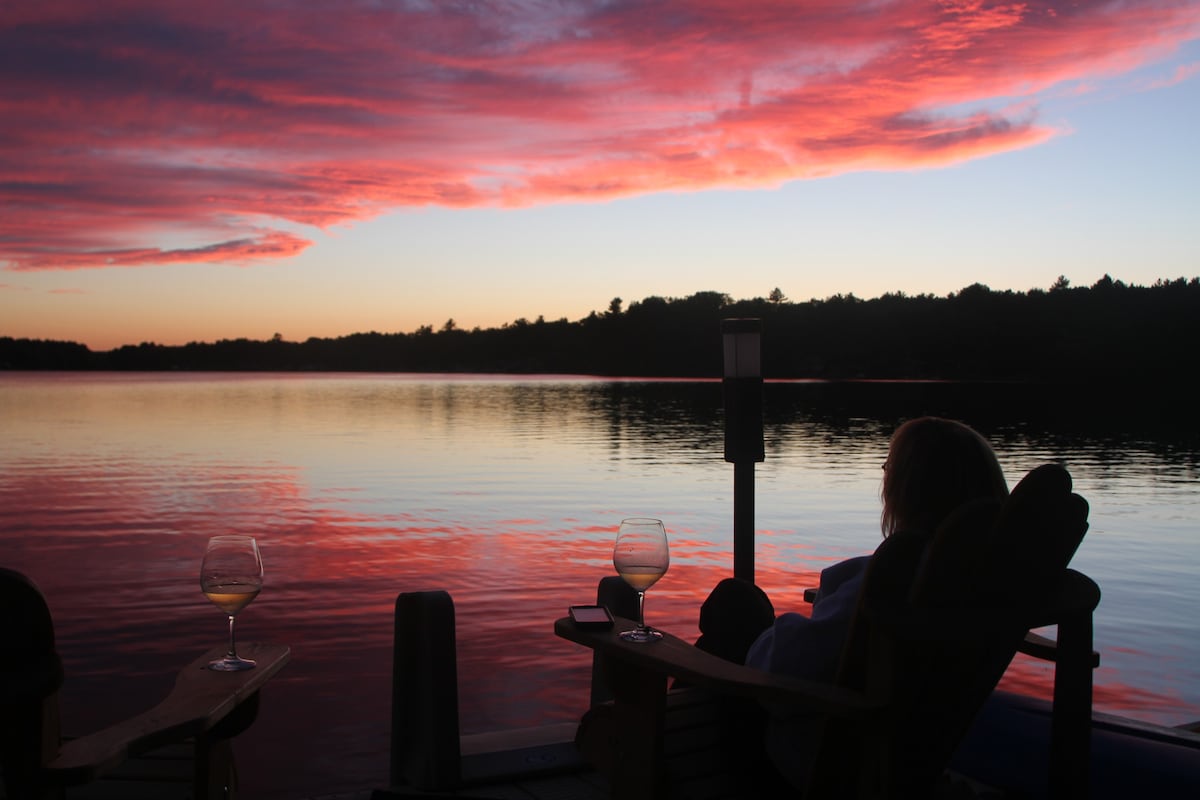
3, 373, 1198, 799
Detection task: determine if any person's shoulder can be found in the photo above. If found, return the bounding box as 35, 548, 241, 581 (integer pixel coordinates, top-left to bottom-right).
819, 554, 871, 589
810, 555, 870, 611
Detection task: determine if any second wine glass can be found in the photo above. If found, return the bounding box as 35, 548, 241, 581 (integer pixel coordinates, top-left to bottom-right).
612, 517, 670, 642
199, 535, 263, 671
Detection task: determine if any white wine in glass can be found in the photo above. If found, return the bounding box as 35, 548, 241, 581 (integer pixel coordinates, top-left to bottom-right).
200, 535, 263, 671
613, 517, 669, 642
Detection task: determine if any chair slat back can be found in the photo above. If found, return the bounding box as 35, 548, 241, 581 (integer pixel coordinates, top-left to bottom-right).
808, 464, 1089, 798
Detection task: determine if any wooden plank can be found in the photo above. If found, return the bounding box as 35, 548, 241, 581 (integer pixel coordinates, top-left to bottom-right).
460, 723, 580, 756
4, 742, 194, 800
371, 769, 609, 800
1092, 711, 1200, 748
47, 642, 290, 785
556, 616, 878, 717
461, 739, 586, 785
65, 777, 192, 800
470, 771, 610, 800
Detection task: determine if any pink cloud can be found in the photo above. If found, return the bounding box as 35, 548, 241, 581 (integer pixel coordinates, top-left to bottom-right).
8, 231, 312, 272
2, 1, 1197, 270
1148, 59, 1200, 87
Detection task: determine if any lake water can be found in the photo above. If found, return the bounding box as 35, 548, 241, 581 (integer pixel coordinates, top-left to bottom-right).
2, 372, 1197, 798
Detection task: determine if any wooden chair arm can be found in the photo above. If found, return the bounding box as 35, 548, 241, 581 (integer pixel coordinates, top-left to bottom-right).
1023, 569, 1101, 628
46, 642, 290, 785
1018, 631, 1100, 668
554, 616, 880, 719
1017, 569, 1101, 668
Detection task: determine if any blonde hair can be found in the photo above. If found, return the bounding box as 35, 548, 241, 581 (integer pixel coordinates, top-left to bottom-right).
880, 416, 1008, 537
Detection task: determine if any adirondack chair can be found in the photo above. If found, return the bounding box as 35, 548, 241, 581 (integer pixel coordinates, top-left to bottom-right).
0, 567, 290, 800
557, 463, 1097, 799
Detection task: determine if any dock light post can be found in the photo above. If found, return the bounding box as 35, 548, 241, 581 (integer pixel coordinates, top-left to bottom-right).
722, 318, 764, 584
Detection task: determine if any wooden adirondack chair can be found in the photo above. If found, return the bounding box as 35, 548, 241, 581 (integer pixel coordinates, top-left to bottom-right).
557, 463, 1097, 799
0, 567, 289, 800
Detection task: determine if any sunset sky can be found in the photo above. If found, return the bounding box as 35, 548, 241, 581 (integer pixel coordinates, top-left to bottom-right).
3, 1, 1199, 351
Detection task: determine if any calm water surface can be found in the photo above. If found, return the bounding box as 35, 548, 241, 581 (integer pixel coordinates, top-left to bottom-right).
2, 372, 1197, 798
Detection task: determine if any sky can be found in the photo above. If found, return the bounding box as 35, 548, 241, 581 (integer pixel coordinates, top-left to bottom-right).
2, 1, 1199, 351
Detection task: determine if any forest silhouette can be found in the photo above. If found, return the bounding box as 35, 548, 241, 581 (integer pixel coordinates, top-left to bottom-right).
3, 275, 1197, 382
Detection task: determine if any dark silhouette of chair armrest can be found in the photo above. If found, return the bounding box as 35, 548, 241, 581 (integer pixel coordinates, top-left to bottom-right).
45, 642, 290, 788
556, 614, 883, 800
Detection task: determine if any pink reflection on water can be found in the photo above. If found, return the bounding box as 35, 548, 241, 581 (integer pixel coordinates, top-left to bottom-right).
6, 459, 1197, 799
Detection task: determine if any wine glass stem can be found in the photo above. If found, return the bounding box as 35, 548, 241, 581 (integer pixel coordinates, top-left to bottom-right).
636, 590, 646, 631
226, 614, 239, 658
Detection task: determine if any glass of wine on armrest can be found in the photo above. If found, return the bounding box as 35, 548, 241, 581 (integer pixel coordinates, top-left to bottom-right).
612, 517, 670, 642
199, 535, 263, 671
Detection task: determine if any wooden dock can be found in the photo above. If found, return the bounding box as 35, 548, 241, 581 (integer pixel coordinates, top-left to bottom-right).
366, 723, 608, 800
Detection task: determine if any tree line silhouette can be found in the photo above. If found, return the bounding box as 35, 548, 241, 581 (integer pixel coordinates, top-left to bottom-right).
3, 275, 1197, 382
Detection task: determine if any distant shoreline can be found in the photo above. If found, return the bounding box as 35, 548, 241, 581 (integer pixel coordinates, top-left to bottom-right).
4, 278, 1197, 381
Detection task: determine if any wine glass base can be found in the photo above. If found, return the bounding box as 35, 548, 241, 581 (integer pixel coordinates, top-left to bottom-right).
619, 627, 663, 643
208, 655, 257, 671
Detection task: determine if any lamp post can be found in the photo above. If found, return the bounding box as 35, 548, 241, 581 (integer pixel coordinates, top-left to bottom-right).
722, 318, 764, 584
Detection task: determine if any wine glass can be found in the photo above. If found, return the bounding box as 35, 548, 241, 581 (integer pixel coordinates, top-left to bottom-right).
199, 535, 263, 671
613, 517, 670, 642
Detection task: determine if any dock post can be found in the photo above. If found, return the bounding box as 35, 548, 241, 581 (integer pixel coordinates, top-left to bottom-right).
390, 590, 462, 791
722, 319, 764, 585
